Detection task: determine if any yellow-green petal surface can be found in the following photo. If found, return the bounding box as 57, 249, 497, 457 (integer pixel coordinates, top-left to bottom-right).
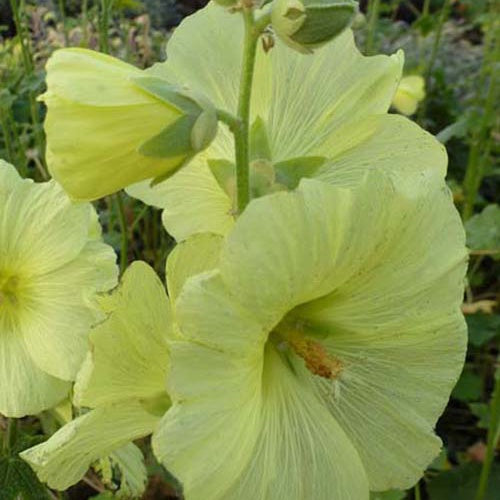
157, 174, 467, 496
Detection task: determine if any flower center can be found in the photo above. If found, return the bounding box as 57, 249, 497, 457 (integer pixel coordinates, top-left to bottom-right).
272, 320, 343, 380
0, 274, 20, 308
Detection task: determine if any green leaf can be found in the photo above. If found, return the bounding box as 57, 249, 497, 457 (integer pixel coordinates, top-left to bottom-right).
452, 369, 482, 402
465, 204, 500, 255
274, 156, 328, 189
0, 455, 50, 500
250, 116, 272, 161
466, 314, 500, 347
427, 462, 500, 500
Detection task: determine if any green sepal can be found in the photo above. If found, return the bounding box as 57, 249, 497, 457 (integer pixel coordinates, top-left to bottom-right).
250, 116, 272, 161
133, 76, 218, 157
138, 115, 197, 158
250, 160, 276, 197
208, 158, 236, 197
274, 156, 328, 189
131, 76, 200, 115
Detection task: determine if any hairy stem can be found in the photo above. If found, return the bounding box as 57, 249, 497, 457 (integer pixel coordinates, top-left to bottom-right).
234, 8, 260, 214
99, 0, 114, 53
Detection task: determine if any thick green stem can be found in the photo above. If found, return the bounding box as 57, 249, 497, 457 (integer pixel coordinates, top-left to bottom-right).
365, 0, 381, 55
234, 8, 260, 214
422, 0, 431, 17
115, 192, 128, 274
99, 0, 114, 54
414, 481, 422, 500
475, 368, 500, 500
462, 9, 499, 220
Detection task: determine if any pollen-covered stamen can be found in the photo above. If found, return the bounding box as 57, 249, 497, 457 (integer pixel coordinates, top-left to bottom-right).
273, 319, 343, 380
288, 335, 343, 380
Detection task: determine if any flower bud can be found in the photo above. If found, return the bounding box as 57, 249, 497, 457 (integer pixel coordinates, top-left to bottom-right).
271, 0, 358, 53
391, 75, 425, 116
42, 48, 218, 200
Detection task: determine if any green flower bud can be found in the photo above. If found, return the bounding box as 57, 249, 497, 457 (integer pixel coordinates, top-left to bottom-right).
271, 0, 358, 53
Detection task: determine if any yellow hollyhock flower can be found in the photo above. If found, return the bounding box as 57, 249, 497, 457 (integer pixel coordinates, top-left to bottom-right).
0, 160, 117, 417
21, 262, 172, 491
42, 48, 218, 200
152, 171, 467, 499
127, 3, 444, 243
392, 75, 426, 115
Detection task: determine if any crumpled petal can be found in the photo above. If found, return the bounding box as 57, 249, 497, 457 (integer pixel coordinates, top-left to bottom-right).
20, 402, 159, 490
74, 261, 171, 407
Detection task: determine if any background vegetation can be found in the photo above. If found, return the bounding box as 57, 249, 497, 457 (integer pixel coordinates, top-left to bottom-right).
0, 0, 498, 498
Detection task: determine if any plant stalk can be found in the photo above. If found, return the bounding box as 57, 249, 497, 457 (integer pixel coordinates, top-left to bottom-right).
2, 418, 17, 455
365, 0, 381, 55
99, 0, 114, 54
234, 8, 261, 214
475, 366, 500, 500
115, 191, 128, 274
